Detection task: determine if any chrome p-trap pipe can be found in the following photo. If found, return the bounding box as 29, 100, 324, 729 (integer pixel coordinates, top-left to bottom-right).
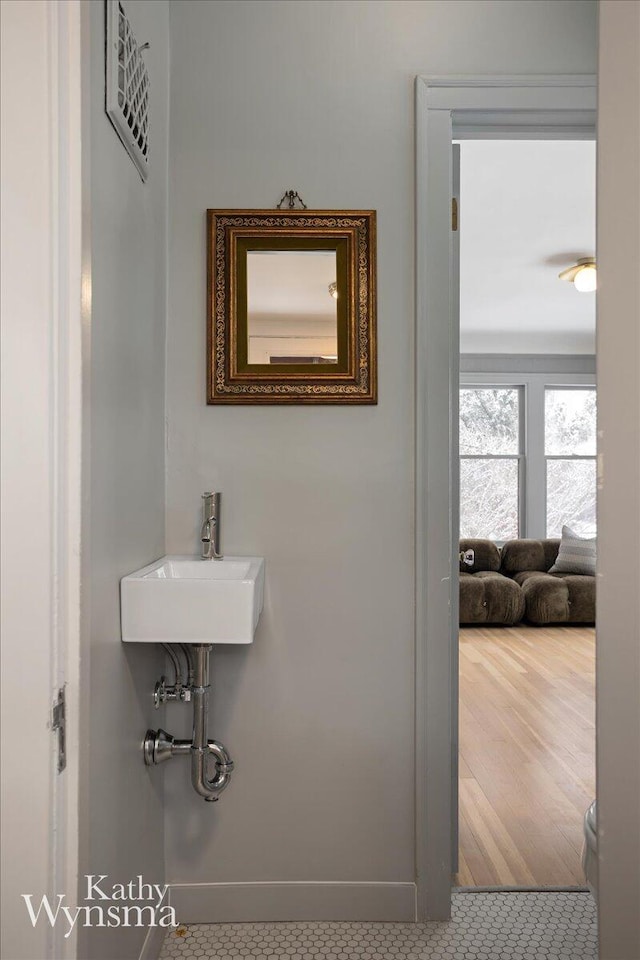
143, 644, 234, 802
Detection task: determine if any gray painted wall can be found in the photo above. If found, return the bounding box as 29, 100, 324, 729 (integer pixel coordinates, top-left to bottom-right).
164, 0, 597, 913
596, 3, 640, 957
78, 3, 170, 958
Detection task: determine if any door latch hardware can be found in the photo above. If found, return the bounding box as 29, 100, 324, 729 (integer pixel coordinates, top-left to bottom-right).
52, 687, 66, 773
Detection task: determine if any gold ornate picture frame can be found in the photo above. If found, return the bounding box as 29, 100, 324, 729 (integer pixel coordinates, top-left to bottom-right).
206, 210, 377, 404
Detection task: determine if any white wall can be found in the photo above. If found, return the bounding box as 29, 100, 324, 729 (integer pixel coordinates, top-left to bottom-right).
165, 0, 597, 919
78, 3, 170, 958
596, 3, 640, 957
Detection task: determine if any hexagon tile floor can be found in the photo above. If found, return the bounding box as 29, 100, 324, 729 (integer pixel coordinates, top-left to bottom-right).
158, 891, 598, 959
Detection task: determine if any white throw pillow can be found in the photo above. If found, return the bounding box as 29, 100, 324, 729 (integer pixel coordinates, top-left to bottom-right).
549, 525, 596, 576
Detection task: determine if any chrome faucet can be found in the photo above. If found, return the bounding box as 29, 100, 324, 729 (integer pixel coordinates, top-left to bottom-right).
201, 492, 222, 560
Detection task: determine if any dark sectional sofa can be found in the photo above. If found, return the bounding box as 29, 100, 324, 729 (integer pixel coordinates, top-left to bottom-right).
459, 538, 595, 626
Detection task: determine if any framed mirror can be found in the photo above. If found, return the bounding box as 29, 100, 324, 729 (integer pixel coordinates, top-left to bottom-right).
207, 210, 377, 403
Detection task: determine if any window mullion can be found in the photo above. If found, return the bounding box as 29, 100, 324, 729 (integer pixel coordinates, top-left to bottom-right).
460, 454, 523, 460
545, 455, 597, 461
526, 379, 546, 539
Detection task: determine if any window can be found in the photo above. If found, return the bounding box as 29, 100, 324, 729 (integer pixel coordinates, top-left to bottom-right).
545, 388, 597, 536
459, 387, 521, 539
459, 378, 597, 541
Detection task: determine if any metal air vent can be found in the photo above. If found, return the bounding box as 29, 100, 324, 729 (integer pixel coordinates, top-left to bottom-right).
105, 0, 149, 181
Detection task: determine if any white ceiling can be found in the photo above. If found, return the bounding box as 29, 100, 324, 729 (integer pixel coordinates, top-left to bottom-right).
459, 140, 596, 355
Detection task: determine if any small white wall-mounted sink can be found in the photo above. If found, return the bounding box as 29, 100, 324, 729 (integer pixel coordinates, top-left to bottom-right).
121, 555, 265, 645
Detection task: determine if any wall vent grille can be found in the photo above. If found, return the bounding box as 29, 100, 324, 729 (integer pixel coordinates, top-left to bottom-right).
105, 0, 149, 181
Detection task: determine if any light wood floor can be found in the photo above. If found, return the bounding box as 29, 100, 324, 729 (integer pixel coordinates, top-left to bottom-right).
457, 624, 595, 888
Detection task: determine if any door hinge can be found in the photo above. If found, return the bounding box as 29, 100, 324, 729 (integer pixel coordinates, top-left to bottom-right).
452, 197, 458, 232
52, 687, 66, 773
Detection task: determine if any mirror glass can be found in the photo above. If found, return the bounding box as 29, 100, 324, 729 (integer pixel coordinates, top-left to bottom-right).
246, 250, 339, 365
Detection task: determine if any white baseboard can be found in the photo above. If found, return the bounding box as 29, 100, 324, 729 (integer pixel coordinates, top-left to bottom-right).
169, 881, 417, 923
138, 923, 166, 960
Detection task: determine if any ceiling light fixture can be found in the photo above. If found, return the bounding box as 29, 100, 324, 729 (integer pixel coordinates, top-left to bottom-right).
558, 258, 597, 293
328, 281, 338, 300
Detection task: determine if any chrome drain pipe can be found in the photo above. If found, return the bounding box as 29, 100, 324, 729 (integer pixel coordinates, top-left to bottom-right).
190, 644, 233, 801
143, 644, 234, 802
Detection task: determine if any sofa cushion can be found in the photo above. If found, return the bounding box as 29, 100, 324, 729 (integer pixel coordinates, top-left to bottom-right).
459, 570, 524, 625
549, 573, 596, 622
459, 572, 487, 622
520, 572, 570, 624
513, 570, 545, 586
459, 538, 501, 573
549, 525, 596, 576
501, 539, 560, 574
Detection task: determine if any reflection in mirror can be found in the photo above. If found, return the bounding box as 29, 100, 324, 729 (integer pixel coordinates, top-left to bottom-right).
246, 250, 339, 365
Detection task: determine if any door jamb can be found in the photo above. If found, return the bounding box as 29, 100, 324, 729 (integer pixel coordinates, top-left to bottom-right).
48, 2, 84, 956
0, 2, 83, 957
414, 74, 597, 922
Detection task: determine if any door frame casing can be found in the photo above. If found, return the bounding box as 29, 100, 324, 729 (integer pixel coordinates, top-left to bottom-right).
414, 74, 597, 921
0, 2, 83, 957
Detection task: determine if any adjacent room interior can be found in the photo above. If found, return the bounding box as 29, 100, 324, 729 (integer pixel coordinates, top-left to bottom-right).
455, 140, 596, 887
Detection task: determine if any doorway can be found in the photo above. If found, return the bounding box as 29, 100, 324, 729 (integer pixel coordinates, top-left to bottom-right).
456, 140, 596, 887
414, 75, 598, 921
